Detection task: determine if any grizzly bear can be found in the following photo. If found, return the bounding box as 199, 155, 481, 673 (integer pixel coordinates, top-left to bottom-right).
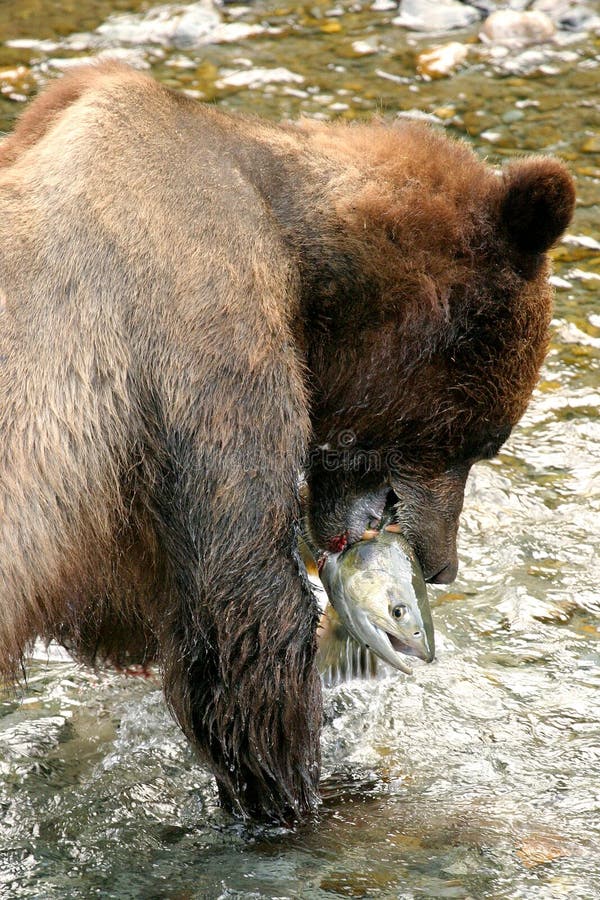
0, 62, 574, 823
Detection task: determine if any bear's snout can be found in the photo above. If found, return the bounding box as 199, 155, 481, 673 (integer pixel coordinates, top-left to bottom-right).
424, 557, 459, 585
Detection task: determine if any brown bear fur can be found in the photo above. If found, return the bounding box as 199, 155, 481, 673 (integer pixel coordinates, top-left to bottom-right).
0, 63, 574, 822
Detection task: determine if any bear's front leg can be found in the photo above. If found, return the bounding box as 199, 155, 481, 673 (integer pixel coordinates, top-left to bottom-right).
147, 420, 322, 823
160, 521, 322, 823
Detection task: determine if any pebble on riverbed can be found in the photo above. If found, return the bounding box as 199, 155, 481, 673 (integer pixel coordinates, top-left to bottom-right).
416, 42, 468, 78
0, 65, 36, 101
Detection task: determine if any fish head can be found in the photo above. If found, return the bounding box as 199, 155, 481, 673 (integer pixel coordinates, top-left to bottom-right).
320, 531, 435, 673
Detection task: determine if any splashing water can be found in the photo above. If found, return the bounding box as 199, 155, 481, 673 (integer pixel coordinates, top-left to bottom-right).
0, 1, 599, 897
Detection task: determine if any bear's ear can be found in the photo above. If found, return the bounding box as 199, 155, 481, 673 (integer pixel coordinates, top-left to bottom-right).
499, 158, 575, 255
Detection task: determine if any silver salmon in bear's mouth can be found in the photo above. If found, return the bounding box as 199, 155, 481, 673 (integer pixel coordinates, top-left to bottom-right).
319, 528, 435, 674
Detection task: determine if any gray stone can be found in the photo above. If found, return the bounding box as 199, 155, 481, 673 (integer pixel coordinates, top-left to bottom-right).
480, 9, 556, 45
393, 0, 481, 33
532, 0, 600, 32
96, 2, 221, 47
470, 0, 532, 12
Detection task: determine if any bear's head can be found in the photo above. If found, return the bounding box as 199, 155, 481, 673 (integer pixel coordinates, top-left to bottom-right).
302, 125, 575, 582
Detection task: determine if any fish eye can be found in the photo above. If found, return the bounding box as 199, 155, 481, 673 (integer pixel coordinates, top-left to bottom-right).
392, 604, 407, 620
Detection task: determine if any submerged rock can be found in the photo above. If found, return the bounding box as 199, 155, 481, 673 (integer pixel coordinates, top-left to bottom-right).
96, 1, 222, 47
393, 0, 480, 33
216, 67, 304, 89
10, 1, 265, 55
532, 0, 600, 32
372, 0, 398, 10
469, 0, 532, 11
0, 65, 36, 101
417, 41, 469, 77
480, 10, 556, 45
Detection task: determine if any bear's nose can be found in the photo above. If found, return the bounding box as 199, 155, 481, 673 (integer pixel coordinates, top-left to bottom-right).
427, 560, 458, 585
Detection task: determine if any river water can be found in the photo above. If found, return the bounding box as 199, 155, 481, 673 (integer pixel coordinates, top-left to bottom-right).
0, 2, 599, 898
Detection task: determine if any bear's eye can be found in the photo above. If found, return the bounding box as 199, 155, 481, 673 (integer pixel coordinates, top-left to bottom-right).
392, 604, 407, 620
479, 425, 513, 460
480, 442, 501, 460
462, 423, 513, 464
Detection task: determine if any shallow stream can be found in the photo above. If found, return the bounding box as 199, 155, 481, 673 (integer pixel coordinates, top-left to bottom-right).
0, 2, 599, 897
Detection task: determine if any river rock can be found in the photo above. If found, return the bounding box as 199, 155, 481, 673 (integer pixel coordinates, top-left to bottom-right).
469, 0, 532, 12
0, 65, 37, 101
393, 0, 481, 32
532, 0, 600, 32
216, 67, 304, 89
93, 1, 262, 49
96, 1, 221, 47
417, 41, 469, 77
372, 0, 397, 10
480, 10, 556, 45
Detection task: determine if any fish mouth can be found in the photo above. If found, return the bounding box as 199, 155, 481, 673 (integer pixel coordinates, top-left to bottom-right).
341, 617, 435, 676
365, 625, 414, 675
387, 629, 435, 664
327, 596, 415, 674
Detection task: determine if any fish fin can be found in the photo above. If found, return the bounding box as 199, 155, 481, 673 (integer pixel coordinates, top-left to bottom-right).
317, 605, 379, 686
